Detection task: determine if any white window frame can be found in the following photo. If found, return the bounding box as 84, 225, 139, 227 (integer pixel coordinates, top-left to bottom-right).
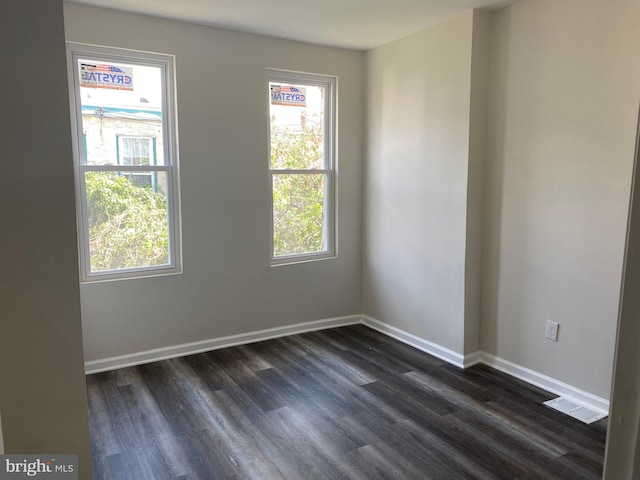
66, 43, 182, 282
267, 69, 337, 265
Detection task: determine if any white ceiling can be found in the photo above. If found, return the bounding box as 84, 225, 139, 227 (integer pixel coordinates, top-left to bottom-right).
67, 0, 513, 50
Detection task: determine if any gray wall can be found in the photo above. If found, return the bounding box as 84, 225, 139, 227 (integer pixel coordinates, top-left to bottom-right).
363, 0, 640, 401
0, 0, 92, 477
363, 11, 480, 355
482, 0, 640, 399
464, 11, 490, 355
2, 0, 638, 474
63, 3, 364, 362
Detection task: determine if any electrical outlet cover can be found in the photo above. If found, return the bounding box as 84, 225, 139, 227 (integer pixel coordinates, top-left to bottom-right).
545, 320, 559, 341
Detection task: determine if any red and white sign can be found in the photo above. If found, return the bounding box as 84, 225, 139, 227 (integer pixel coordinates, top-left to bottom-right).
270, 85, 306, 107
80, 62, 134, 91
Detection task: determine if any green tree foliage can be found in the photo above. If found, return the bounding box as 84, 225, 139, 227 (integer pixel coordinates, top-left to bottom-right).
85, 172, 169, 271
271, 119, 326, 257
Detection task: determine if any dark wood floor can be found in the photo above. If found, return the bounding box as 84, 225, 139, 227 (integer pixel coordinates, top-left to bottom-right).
87, 325, 607, 480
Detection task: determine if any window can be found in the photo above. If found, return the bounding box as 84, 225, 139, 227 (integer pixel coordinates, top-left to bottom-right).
117, 136, 156, 188
67, 44, 181, 281
268, 70, 336, 264
118, 136, 154, 167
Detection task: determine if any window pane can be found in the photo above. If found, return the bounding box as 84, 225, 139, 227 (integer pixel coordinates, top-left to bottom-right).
272, 173, 326, 257
78, 60, 165, 166
269, 82, 325, 170
84, 171, 170, 272
121, 137, 152, 166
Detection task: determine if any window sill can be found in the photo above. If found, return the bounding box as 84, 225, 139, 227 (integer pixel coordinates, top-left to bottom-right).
270, 253, 337, 267
81, 265, 182, 284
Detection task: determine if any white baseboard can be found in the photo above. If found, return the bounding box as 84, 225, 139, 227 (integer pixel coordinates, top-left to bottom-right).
361, 315, 468, 368
361, 316, 609, 414
463, 350, 483, 368
85, 313, 610, 415
480, 352, 610, 415
84, 314, 361, 374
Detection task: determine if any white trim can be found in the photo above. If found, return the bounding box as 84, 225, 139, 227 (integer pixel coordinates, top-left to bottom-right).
463, 350, 483, 368
85, 315, 360, 374
66, 42, 182, 283
361, 315, 467, 368
480, 352, 610, 415
267, 69, 337, 265
85, 313, 610, 416
361, 315, 609, 414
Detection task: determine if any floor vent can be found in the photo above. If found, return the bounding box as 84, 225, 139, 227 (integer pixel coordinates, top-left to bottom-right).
543, 397, 607, 424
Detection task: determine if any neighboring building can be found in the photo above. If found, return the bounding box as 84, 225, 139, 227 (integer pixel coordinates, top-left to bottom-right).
82, 103, 164, 192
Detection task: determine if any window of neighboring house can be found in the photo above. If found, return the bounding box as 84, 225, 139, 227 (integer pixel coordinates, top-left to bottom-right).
267, 70, 336, 264
117, 135, 156, 189
67, 43, 181, 281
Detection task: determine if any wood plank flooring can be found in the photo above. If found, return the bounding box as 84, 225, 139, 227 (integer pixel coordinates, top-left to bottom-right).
86, 325, 607, 479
